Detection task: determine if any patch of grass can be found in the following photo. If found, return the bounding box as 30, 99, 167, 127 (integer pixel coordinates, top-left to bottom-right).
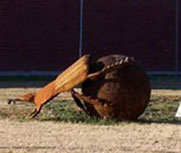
1, 94, 181, 125
41, 94, 181, 124
0, 104, 34, 121
0, 109, 9, 118
41, 101, 119, 125
139, 95, 180, 123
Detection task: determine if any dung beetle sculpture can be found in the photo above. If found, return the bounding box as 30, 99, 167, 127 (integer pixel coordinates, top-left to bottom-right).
8, 54, 151, 120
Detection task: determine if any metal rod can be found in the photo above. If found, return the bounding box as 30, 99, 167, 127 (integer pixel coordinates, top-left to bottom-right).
79, 0, 84, 57
175, 0, 180, 89
175, 0, 179, 78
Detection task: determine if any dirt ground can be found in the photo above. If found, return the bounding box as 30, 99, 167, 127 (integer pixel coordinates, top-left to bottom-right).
0, 88, 180, 153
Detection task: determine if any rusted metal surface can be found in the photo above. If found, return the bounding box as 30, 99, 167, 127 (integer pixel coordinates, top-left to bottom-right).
8, 55, 90, 118
8, 54, 151, 120
74, 55, 151, 120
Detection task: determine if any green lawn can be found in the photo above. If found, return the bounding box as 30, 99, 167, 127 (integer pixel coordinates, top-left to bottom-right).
1, 93, 180, 125
0, 75, 180, 125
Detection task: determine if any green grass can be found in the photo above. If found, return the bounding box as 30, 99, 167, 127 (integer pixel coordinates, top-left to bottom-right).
42, 101, 119, 125
0, 74, 180, 124
1, 94, 180, 125
140, 95, 180, 123
42, 95, 181, 124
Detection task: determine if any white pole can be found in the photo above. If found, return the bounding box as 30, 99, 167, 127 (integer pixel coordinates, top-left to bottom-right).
79, 0, 84, 57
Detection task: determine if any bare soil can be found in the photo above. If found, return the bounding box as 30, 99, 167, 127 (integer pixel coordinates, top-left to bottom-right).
0, 88, 180, 153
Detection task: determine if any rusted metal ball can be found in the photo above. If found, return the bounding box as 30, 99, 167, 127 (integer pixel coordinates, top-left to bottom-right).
79, 55, 151, 120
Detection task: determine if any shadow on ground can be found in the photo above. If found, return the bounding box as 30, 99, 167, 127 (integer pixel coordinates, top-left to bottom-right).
0, 75, 181, 89
38, 115, 181, 126
135, 119, 181, 125
0, 76, 55, 88
0, 81, 48, 88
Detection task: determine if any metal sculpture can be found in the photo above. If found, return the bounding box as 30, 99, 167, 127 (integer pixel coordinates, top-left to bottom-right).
8, 54, 151, 120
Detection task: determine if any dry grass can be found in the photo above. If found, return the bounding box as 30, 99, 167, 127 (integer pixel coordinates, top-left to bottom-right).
0, 77, 180, 153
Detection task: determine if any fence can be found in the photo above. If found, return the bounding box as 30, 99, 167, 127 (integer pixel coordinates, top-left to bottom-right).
0, 0, 180, 74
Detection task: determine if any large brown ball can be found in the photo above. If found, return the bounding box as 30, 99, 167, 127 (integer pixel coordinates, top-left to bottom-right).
79, 55, 151, 120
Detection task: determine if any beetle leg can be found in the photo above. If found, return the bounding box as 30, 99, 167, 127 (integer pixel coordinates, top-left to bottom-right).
29, 109, 37, 117
7, 93, 35, 105
29, 110, 39, 119
71, 93, 89, 113
8, 98, 19, 104
29, 106, 42, 118
71, 89, 104, 105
